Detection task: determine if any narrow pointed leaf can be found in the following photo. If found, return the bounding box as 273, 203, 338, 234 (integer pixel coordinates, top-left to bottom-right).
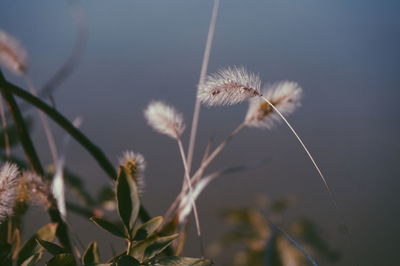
46, 253, 76, 266
116, 255, 140, 266
130, 234, 178, 262
36, 239, 65, 255
82, 241, 100, 264
107, 252, 125, 263
0, 243, 11, 266
151, 256, 213, 266
90, 217, 126, 238
21, 253, 41, 266
116, 168, 140, 235
17, 223, 58, 265
12, 228, 21, 259
83, 264, 111, 266
143, 234, 179, 261
133, 216, 163, 241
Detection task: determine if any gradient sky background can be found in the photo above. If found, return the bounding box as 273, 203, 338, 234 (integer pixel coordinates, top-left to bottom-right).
1, 0, 400, 265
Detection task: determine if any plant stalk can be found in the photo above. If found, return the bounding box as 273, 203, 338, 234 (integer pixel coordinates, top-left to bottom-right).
0, 72, 73, 252
177, 138, 204, 257
186, 0, 220, 174
0, 71, 152, 223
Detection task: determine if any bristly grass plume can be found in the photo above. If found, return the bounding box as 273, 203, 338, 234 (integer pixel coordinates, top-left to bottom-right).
198, 66, 261, 106
0, 30, 27, 75
18, 171, 51, 209
0, 162, 20, 223
245, 81, 302, 129
200, 66, 337, 222
144, 100, 185, 140
119, 151, 146, 194
144, 100, 204, 255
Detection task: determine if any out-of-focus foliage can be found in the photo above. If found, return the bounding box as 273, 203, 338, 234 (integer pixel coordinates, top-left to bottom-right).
208, 196, 340, 266
0, 162, 213, 265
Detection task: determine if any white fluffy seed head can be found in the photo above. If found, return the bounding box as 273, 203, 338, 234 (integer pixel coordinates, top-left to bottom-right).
0, 162, 20, 223
0, 31, 27, 75
119, 151, 146, 194
198, 66, 261, 106
18, 171, 51, 209
144, 101, 185, 139
245, 81, 302, 129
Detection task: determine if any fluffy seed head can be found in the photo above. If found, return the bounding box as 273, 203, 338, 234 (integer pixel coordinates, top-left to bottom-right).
144, 101, 185, 139
0, 31, 27, 75
18, 171, 51, 209
198, 66, 261, 106
0, 162, 20, 223
119, 151, 146, 193
245, 81, 302, 129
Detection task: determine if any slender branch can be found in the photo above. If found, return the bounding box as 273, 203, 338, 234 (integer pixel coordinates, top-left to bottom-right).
194, 122, 245, 183
260, 95, 358, 265
0, 72, 74, 252
0, 71, 152, 222
0, 97, 11, 157
1, 74, 115, 179
24, 75, 59, 164
177, 138, 205, 257
0, 82, 44, 175
260, 96, 334, 206
165, 122, 245, 222
187, 0, 220, 174
264, 216, 318, 266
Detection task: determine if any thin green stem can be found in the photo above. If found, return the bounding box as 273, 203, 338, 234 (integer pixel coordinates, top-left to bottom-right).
2, 75, 115, 179
24, 75, 59, 164
187, 0, 220, 174
127, 239, 133, 255
0, 97, 11, 158
0, 72, 73, 252
165, 122, 245, 221
260, 95, 358, 266
0, 70, 151, 223
177, 138, 204, 257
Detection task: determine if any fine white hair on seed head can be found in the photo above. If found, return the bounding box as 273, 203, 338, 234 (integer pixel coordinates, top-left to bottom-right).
0, 162, 20, 223
144, 100, 185, 140
0, 30, 27, 75
245, 81, 302, 129
198, 66, 261, 106
119, 151, 146, 194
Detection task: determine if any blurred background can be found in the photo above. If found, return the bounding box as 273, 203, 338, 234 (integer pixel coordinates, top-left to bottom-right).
1, 0, 399, 265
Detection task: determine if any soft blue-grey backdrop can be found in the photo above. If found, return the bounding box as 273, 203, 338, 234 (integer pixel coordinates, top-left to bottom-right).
1, 0, 399, 265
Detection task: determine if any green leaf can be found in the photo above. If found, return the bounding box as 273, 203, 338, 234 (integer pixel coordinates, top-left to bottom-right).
12, 228, 22, 260
21, 253, 41, 266
36, 239, 65, 255
106, 251, 125, 264
133, 216, 163, 241
131, 234, 178, 262
90, 217, 126, 238
17, 223, 58, 265
116, 168, 140, 235
116, 255, 140, 266
0, 117, 33, 148
151, 256, 213, 266
143, 234, 179, 262
83, 264, 111, 266
0, 243, 12, 266
46, 253, 76, 266
82, 241, 100, 264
